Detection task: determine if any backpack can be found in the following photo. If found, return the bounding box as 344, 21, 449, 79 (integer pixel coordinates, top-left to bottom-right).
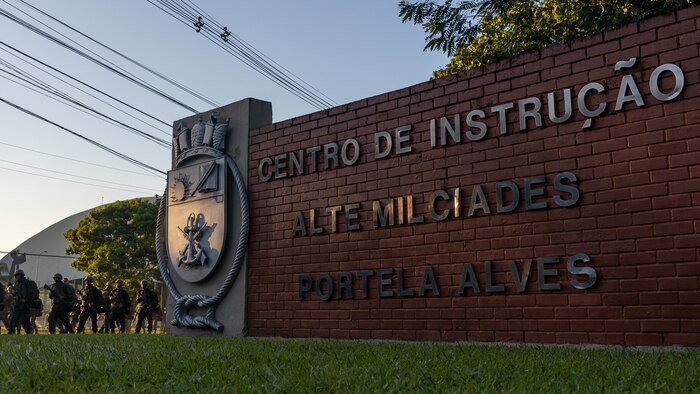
63, 285, 79, 311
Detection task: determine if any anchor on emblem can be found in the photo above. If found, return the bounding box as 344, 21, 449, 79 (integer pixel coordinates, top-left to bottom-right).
177, 213, 208, 269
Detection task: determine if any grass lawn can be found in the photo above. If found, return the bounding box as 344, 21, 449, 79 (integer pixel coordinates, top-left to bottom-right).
0, 335, 698, 392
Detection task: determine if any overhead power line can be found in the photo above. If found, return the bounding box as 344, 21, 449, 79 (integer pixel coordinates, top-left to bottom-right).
0, 5, 200, 113
0, 41, 172, 129
0, 165, 161, 194
0, 59, 170, 148
0, 141, 163, 178
0, 96, 166, 175
0, 251, 76, 259
146, 0, 338, 111
177, 0, 337, 107
0, 158, 162, 192
0, 44, 169, 136
12, 0, 221, 109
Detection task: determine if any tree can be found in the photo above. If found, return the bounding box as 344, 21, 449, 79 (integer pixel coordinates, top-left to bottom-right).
399, 0, 700, 78
64, 199, 160, 290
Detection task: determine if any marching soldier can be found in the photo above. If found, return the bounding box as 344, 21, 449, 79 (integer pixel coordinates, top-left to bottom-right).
135, 280, 158, 334
65, 278, 80, 332
98, 283, 112, 333
0, 282, 6, 333
108, 279, 130, 334
46, 273, 75, 334
8, 270, 38, 334
77, 276, 102, 333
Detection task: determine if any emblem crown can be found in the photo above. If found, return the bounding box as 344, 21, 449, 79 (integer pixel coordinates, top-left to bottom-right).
173, 112, 230, 162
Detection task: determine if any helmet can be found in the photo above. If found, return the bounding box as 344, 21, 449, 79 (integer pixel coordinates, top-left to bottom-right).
53, 273, 63, 280
115, 279, 124, 288
14, 269, 25, 277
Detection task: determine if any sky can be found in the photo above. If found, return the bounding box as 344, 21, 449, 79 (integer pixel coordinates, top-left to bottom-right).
0, 0, 447, 259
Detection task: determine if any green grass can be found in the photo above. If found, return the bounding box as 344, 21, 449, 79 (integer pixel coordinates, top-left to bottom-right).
0, 335, 698, 393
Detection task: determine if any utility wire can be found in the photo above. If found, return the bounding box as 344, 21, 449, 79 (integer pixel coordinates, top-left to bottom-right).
12, 0, 221, 109
0, 141, 163, 178
0, 45, 169, 136
147, 0, 336, 110
0, 41, 172, 129
0, 251, 76, 259
0, 96, 166, 175
0, 6, 200, 113
0, 158, 162, 192
177, 0, 337, 106
161, 0, 333, 110
0, 165, 161, 194
0, 63, 170, 148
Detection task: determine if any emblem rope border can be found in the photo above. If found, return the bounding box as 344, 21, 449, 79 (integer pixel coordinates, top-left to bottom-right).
155, 154, 249, 331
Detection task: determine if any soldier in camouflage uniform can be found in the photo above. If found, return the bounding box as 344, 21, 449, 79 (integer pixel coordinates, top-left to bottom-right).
108, 279, 130, 333
8, 270, 38, 334
135, 280, 158, 334
77, 276, 102, 333
46, 273, 75, 334
98, 283, 112, 333
0, 282, 6, 333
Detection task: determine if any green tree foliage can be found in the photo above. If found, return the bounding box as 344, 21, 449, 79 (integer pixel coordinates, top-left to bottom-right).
64, 199, 160, 289
399, 0, 700, 78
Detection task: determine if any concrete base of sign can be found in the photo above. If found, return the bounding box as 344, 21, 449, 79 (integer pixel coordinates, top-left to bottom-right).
165, 98, 272, 337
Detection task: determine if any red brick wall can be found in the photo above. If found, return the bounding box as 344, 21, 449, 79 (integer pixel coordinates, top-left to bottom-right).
246, 7, 700, 346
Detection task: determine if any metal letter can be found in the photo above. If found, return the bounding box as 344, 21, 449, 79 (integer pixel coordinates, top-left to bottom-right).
306, 146, 321, 173
458, 263, 481, 295
316, 273, 334, 301
258, 157, 273, 182
537, 256, 561, 291
490, 102, 514, 135
374, 131, 392, 159
274, 154, 288, 179
429, 190, 450, 221
395, 125, 413, 155
466, 110, 488, 141
554, 172, 580, 207
326, 206, 343, 233
468, 184, 491, 217
524, 176, 548, 211
407, 195, 424, 224
357, 270, 374, 299
650, 64, 685, 102
298, 274, 313, 300
518, 97, 543, 131
292, 211, 307, 237
397, 268, 415, 297
419, 266, 440, 296
309, 208, 323, 235
323, 142, 339, 170
615, 75, 645, 111
485, 261, 505, 293
289, 150, 304, 176
496, 181, 520, 213
373, 199, 394, 228
509, 259, 533, 293
377, 268, 394, 298
337, 272, 354, 299
345, 203, 361, 232
440, 115, 461, 146
430, 118, 437, 148
547, 89, 572, 124
341, 138, 360, 166
567, 253, 598, 290
454, 188, 462, 218
577, 82, 607, 129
